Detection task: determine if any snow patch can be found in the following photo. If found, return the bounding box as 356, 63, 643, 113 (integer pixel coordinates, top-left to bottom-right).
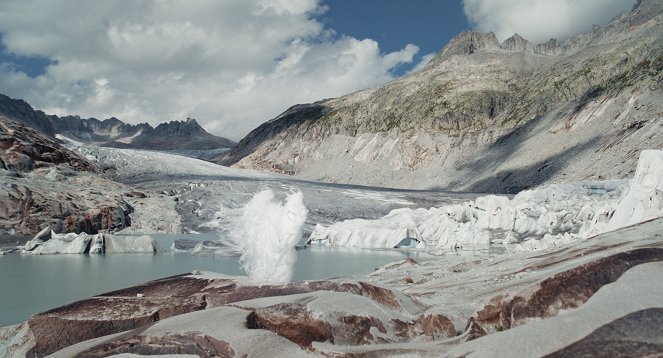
54, 134, 84, 146
113, 129, 143, 144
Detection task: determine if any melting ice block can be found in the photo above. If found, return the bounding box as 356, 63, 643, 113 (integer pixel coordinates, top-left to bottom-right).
608, 150, 663, 229
21, 232, 158, 254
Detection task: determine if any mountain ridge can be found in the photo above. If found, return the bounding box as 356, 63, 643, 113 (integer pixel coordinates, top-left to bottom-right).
217, 0, 663, 193
0, 93, 235, 150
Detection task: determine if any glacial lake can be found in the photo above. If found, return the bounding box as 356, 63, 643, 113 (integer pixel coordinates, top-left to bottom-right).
0, 244, 428, 327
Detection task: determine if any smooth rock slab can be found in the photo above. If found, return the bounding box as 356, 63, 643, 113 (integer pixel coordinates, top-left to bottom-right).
466, 248, 663, 339
20, 273, 429, 357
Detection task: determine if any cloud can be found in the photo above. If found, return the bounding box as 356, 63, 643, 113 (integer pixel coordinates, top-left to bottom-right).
463, 0, 635, 44
408, 52, 436, 74
0, 0, 418, 139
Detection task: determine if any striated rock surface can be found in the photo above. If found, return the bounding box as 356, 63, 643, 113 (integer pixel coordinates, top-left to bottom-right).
0, 117, 134, 237
0, 168, 133, 236
535, 38, 563, 55
0, 117, 97, 173
501, 33, 534, 53
18, 274, 432, 356
218, 0, 663, 193
466, 248, 663, 339
447, 261, 663, 357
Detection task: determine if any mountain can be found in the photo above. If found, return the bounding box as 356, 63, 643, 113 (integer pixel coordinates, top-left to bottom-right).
0, 94, 235, 150
218, 0, 663, 193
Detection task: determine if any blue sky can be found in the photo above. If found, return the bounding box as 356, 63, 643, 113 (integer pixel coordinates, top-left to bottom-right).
320, 0, 470, 75
0, 0, 634, 139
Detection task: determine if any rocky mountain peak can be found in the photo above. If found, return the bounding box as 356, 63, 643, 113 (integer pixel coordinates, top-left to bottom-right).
629, 0, 663, 23
0, 93, 236, 150
438, 31, 501, 58
501, 33, 534, 53
154, 119, 205, 135
535, 38, 563, 56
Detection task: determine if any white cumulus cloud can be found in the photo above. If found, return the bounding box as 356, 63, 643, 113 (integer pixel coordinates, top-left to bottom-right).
0, 0, 419, 139
463, 0, 636, 44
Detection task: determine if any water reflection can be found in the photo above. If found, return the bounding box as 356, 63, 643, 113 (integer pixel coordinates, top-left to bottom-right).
0, 245, 421, 326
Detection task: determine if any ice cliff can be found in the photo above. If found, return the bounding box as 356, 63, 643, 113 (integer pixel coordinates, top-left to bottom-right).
310, 150, 663, 253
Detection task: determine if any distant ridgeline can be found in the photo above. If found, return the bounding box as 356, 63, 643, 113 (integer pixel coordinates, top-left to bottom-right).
218, 0, 663, 193
0, 93, 235, 150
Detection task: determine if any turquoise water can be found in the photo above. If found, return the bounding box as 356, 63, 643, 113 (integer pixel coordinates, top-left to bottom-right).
0, 246, 424, 327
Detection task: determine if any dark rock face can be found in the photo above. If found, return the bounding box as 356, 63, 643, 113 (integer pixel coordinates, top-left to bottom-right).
0, 177, 133, 236
219, 103, 327, 167
26, 274, 210, 357
535, 38, 563, 55
0, 117, 98, 173
0, 117, 133, 236
466, 248, 663, 339
22, 275, 435, 356
544, 308, 663, 358
0, 94, 54, 136
75, 332, 236, 358
0, 94, 235, 150
105, 118, 236, 150
245, 301, 456, 349
246, 305, 335, 347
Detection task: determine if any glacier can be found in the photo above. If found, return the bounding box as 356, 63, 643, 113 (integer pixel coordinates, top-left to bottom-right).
310, 150, 663, 253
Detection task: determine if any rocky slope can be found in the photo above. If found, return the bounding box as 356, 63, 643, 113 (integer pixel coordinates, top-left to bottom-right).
0, 117, 133, 239
219, 0, 663, 193
0, 94, 235, 150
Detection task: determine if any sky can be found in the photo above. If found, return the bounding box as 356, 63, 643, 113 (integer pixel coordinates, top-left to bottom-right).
0, 0, 635, 140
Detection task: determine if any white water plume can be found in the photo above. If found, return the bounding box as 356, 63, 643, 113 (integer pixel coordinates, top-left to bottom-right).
227, 189, 307, 283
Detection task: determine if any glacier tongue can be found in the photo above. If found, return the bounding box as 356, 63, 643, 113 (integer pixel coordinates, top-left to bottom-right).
310, 180, 627, 252
311, 151, 663, 252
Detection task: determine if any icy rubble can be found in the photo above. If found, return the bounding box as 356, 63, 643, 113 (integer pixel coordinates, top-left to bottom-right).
21, 231, 159, 254
310, 181, 626, 252
310, 150, 663, 252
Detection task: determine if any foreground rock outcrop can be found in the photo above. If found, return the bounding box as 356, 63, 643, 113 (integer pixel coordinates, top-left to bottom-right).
0, 117, 97, 173
0, 117, 133, 237
466, 248, 663, 339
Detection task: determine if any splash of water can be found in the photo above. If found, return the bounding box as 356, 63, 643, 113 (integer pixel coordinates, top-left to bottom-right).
229, 189, 307, 283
